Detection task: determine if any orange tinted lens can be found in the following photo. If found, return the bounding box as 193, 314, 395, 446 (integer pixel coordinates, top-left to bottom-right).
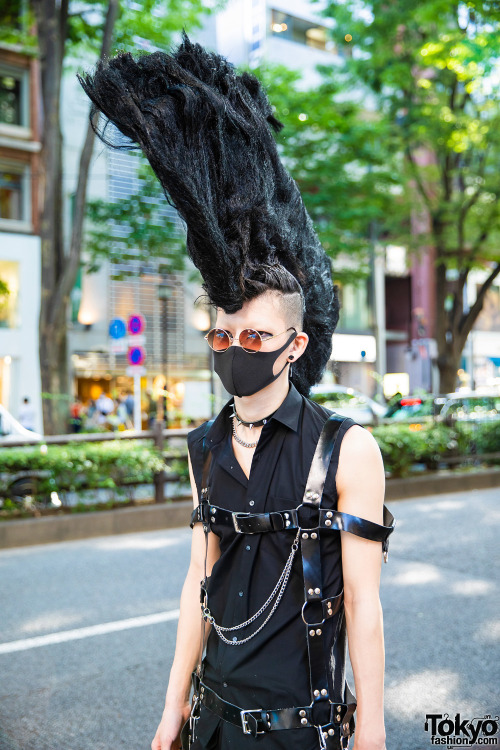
208, 329, 230, 351
239, 329, 262, 352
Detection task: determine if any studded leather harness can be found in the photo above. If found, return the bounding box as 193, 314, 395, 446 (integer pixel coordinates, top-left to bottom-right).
182, 414, 396, 750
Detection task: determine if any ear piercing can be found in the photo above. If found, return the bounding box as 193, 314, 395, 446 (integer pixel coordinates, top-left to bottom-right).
288, 355, 294, 360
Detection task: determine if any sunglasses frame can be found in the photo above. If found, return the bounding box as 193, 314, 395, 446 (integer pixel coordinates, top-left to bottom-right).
205, 326, 297, 354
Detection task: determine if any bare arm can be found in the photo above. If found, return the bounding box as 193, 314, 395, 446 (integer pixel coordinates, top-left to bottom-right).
336, 425, 387, 750
151, 451, 221, 750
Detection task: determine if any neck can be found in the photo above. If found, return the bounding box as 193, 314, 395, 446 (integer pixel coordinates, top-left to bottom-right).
233, 373, 291, 423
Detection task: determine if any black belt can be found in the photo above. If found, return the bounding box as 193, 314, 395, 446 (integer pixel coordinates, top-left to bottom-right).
191, 672, 356, 742
190, 500, 396, 560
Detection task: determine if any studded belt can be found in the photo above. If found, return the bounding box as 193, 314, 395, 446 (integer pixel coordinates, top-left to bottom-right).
190, 671, 356, 744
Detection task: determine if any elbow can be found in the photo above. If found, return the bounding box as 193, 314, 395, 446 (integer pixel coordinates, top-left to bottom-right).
343, 587, 382, 613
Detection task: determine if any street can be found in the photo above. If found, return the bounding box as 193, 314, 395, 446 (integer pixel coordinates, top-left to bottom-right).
0, 487, 499, 750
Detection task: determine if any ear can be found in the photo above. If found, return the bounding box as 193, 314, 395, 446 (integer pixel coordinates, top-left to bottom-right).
288, 331, 309, 361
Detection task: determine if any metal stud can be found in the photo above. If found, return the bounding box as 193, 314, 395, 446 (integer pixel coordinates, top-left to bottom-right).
286, 520, 291, 527
326, 511, 333, 518
316, 628, 322, 635
328, 728, 334, 736
314, 587, 320, 594
301, 718, 308, 725
325, 519, 332, 526
210, 517, 216, 523
321, 688, 328, 696
313, 689, 320, 697
299, 710, 306, 717
284, 513, 289, 519
211, 507, 216, 513
308, 588, 314, 595
343, 723, 348, 732
335, 713, 341, 721
302, 532, 309, 539
336, 706, 341, 712
311, 532, 317, 539
309, 629, 315, 636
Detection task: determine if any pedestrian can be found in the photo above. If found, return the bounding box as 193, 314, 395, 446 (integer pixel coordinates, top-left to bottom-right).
17, 396, 36, 432
69, 396, 83, 433
116, 394, 133, 430
95, 391, 114, 426
78, 34, 396, 750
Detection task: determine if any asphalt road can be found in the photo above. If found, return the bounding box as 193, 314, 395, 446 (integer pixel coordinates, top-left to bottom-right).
0, 486, 499, 750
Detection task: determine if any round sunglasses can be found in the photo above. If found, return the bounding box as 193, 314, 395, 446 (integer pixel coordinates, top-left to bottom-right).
205, 327, 296, 353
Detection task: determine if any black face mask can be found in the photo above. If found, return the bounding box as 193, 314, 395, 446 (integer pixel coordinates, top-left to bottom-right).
213, 330, 297, 397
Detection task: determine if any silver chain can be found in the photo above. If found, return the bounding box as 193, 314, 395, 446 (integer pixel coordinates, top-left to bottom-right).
231, 417, 259, 448
202, 529, 300, 645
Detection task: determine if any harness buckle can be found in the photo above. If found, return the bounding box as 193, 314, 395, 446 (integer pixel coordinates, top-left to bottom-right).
240, 709, 266, 736
232, 512, 247, 534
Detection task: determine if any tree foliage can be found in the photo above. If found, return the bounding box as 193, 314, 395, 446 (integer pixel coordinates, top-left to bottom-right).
312, 0, 500, 390
85, 160, 187, 280
245, 60, 400, 284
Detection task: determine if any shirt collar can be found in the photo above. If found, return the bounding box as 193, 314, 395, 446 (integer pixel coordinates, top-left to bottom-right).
205, 382, 303, 447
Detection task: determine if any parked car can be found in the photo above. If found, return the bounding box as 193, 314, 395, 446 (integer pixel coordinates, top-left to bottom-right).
384, 394, 445, 422
309, 384, 387, 425
439, 390, 500, 424
0, 404, 42, 443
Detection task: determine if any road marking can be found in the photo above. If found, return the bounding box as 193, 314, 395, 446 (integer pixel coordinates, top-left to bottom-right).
0, 609, 180, 654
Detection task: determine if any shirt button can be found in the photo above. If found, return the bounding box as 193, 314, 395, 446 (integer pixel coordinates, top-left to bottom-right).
249, 500, 255, 506
239, 591, 244, 596
223, 682, 228, 688
246, 545, 251, 551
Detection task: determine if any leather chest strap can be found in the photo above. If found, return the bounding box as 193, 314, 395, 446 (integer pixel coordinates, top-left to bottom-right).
299, 415, 353, 746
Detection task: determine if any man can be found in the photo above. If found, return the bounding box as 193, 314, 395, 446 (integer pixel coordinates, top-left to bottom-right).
151, 273, 390, 750
77, 33, 395, 750
18, 397, 36, 432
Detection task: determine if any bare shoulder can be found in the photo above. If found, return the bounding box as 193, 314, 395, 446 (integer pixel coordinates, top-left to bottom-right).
336, 424, 385, 524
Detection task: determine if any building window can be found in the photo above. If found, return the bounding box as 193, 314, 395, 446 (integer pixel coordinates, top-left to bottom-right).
336, 279, 371, 331
270, 10, 337, 53
0, 170, 23, 219
0, 64, 29, 128
0, 74, 22, 126
0, 162, 31, 229
0, 260, 20, 329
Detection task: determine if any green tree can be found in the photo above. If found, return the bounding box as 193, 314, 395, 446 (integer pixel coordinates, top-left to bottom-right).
85, 160, 187, 280
247, 61, 400, 287
0, 0, 216, 433
315, 0, 500, 392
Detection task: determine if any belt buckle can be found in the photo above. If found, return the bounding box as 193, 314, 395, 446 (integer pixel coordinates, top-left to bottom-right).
232, 512, 249, 534
240, 709, 265, 736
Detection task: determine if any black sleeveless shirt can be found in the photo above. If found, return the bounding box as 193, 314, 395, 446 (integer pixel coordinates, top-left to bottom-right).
187, 382, 361, 749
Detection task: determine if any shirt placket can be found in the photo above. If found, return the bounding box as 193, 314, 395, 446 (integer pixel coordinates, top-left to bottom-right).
217, 421, 288, 678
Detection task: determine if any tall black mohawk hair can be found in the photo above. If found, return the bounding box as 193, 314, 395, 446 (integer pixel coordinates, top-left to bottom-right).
78, 31, 339, 395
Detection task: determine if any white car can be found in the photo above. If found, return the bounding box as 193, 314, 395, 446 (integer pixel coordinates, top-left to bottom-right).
0, 404, 42, 443
309, 384, 387, 425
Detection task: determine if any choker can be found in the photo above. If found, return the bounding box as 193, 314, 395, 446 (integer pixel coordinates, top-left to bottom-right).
230, 405, 276, 430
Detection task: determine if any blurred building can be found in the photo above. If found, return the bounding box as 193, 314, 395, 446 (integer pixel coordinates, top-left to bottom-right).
0, 42, 43, 432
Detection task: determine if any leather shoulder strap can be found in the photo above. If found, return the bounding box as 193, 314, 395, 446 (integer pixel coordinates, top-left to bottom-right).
302, 414, 354, 509
189, 417, 216, 529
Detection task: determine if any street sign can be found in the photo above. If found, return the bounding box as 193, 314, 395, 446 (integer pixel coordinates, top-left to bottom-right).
126, 365, 146, 376
110, 339, 127, 354
127, 334, 145, 346
128, 346, 146, 366
109, 318, 127, 339
128, 314, 146, 335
